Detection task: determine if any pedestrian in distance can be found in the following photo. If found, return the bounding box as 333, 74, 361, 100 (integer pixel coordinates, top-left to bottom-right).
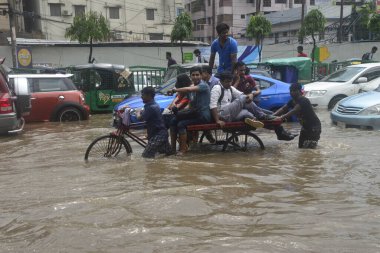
208, 23, 238, 75
297, 46, 308, 57
362, 46, 377, 61
136, 86, 173, 158
273, 83, 321, 149
193, 49, 208, 63
166, 52, 177, 68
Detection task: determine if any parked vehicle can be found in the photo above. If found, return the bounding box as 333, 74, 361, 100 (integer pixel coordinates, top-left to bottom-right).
114, 73, 291, 123
304, 63, 380, 110
0, 60, 28, 134
66, 63, 135, 113
258, 57, 313, 85
330, 85, 380, 130
8, 74, 90, 122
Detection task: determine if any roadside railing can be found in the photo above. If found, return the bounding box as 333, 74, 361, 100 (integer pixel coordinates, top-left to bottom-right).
129, 66, 166, 91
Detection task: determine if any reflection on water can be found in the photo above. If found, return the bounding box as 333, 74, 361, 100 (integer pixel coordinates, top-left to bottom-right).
0, 111, 379, 252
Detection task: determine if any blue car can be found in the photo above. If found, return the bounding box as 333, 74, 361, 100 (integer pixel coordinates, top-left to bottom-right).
330, 85, 380, 130
114, 74, 291, 123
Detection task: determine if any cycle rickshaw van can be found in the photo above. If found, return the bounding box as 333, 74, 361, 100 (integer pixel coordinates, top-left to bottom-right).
259, 57, 312, 85
67, 63, 135, 113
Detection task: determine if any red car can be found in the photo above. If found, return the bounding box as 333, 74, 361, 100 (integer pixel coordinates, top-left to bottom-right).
8, 74, 90, 122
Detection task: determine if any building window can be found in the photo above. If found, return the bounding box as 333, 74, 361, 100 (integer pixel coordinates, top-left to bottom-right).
208, 17, 211, 24
283, 31, 288, 37
185, 4, 190, 11
208, 0, 211, 6
109, 7, 120, 19
74, 5, 85, 16
176, 7, 184, 16
310, 0, 315, 5
294, 0, 302, 3
149, 33, 163, 40
275, 0, 286, 3
241, 14, 245, 19
263, 0, 271, 7
247, 0, 254, 2
146, 9, 155, 20
49, 3, 61, 17
219, 0, 233, 7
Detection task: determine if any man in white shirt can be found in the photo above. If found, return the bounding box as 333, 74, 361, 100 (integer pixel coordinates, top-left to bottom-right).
210, 71, 265, 128
193, 49, 208, 63
210, 71, 296, 140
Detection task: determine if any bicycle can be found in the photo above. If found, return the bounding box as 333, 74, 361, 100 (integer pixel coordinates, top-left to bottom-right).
84, 108, 146, 161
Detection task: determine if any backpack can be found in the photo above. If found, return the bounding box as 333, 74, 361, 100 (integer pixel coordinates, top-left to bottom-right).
362, 52, 370, 60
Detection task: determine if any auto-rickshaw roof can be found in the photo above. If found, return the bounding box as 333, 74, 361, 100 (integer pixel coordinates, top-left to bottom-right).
72, 63, 126, 71
260, 57, 312, 83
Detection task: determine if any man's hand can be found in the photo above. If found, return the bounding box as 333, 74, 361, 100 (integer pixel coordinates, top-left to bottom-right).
245, 93, 254, 103
216, 119, 225, 128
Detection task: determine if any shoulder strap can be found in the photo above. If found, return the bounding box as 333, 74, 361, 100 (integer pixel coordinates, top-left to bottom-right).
217, 84, 232, 105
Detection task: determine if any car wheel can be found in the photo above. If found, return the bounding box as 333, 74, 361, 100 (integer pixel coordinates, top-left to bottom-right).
57, 107, 82, 122
328, 95, 346, 110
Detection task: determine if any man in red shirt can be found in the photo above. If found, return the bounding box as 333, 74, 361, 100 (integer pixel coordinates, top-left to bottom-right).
297, 46, 308, 57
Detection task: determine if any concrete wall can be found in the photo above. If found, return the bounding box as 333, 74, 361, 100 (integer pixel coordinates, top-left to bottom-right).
0, 41, 379, 68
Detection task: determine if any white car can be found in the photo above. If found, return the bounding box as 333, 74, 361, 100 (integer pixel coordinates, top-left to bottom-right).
304, 63, 380, 110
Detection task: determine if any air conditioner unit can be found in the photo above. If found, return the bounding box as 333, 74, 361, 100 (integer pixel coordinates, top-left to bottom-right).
62, 10, 71, 16
114, 32, 124, 40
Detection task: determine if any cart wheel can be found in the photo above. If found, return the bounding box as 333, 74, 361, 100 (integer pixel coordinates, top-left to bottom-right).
223, 132, 264, 151
84, 134, 132, 161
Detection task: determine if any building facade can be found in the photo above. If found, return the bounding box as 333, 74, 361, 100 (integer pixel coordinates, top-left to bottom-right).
0, 0, 184, 42
183, 0, 318, 45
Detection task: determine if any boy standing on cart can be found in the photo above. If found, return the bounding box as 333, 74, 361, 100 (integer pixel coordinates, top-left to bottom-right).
136, 86, 173, 158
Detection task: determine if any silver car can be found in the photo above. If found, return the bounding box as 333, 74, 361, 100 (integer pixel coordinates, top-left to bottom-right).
330, 85, 380, 130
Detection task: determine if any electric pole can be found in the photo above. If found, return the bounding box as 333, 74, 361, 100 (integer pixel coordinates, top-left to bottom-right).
339, 0, 344, 43
300, 0, 305, 44
8, 0, 17, 67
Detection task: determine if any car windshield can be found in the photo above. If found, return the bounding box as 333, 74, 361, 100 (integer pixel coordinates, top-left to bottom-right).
321, 67, 366, 82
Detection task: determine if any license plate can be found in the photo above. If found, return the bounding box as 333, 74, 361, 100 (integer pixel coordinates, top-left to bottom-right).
337, 121, 346, 128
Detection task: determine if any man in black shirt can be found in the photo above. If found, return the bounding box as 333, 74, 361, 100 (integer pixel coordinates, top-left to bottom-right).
274, 83, 321, 149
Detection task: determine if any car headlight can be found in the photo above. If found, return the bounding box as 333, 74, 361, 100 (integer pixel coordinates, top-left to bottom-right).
305, 90, 327, 97
358, 104, 380, 115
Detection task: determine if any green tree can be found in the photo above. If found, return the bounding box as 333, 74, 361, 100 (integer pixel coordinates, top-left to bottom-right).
170, 13, 193, 63
300, 9, 326, 62
368, 14, 380, 39
246, 15, 272, 62
65, 11, 110, 63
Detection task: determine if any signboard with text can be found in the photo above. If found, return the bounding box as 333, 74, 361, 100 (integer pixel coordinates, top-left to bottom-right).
17, 47, 33, 68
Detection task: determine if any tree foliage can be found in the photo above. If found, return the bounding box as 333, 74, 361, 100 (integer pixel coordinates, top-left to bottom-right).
65, 11, 110, 63
300, 9, 326, 62
246, 15, 271, 62
170, 13, 193, 63
368, 14, 380, 37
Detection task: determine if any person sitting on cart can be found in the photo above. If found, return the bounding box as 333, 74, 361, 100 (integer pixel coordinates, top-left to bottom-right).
136, 86, 173, 158
232, 61, 261, 104
273, 83, 321, 148
210, 71, 296, 141
201, 65, 220, 90
162, 73, 192, 128
170, 66, 212, 155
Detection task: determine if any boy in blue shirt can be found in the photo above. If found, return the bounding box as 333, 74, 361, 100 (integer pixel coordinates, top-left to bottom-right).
208, 23, 238, 74
137, 86, 173, 158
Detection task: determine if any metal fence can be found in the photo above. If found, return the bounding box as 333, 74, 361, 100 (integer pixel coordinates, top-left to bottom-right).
129, 66, 166, 91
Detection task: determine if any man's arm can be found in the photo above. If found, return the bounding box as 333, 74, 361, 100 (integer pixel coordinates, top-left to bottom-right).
211, 107, 225, 127
209, 52, 216, 70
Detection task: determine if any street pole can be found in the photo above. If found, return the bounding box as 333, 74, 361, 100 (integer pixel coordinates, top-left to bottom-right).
300, 0, 305, 44
212, 0, 215, 40
8, 0, 17, 68
339, 0, 344, 43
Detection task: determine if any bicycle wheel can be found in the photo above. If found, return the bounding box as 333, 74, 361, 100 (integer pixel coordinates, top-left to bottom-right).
84, 134, 132, 161
223, 132, 264, 152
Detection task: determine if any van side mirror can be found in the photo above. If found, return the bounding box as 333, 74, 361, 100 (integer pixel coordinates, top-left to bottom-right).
356, 77, 368, 83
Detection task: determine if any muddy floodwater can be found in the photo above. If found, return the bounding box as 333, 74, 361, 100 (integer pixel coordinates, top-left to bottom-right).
0, 111, 379, 252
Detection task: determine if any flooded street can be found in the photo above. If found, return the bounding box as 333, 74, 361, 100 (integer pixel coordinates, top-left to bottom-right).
0, 110, 379, 252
